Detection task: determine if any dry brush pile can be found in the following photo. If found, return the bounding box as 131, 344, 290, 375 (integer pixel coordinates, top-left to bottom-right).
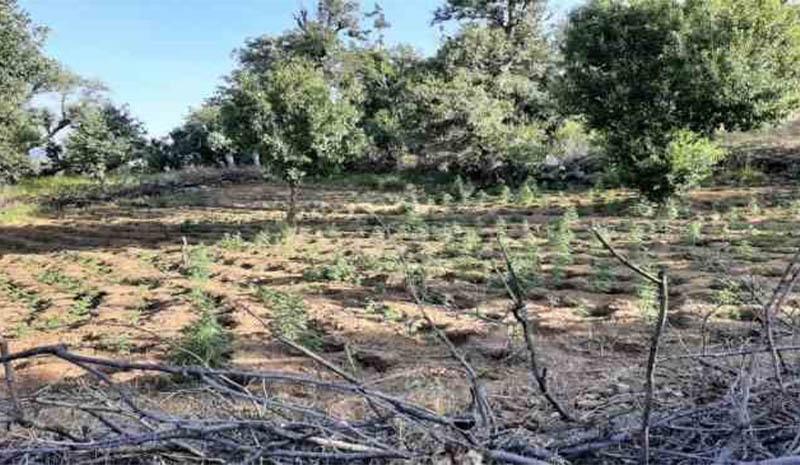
1, 233, 799, 465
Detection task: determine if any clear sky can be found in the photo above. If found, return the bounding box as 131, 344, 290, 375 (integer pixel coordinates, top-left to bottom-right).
21, 1, 581, 138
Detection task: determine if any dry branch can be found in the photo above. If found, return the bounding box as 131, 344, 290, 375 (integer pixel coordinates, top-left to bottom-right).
497, 238, 575, 423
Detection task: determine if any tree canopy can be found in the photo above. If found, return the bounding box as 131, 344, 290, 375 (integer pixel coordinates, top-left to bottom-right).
562, 0, 800, 201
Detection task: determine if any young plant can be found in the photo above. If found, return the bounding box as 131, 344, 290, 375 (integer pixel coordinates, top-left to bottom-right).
789, 199, 800, 218
255, 287, 321, 348
516, 184, 535, 206
366, 299, 404, 322
636, 279, 658, 322
747, 196, 761, 216
549, 209, 576, 282
218, 232, 247, 251
463, 228, 483, 256
627, 221, 644, 255
450, 175, 472, 203
591, 258, 614, 293
400, 204, 426, 234
497, 185, 513, 204
255, 222, 296, 248
171, 311, 233, 368
183, 244, 214, 282
685, 220, 703, 245
302, 255, 361, 284
437, 192, 454, 205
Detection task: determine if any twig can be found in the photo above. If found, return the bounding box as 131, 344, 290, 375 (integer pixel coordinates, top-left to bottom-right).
496, 239, 574, 423
641, 268, 669, 465
591, 228, 659, 285
0, 338, 23, 421
662, 346, 800, 360
398, 254, 495, 432
591, 227, 670, 465
760, 247, 800, 389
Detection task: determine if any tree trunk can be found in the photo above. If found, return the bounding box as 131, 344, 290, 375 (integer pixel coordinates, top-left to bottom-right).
252, 152, 261, 167
286, 183, 298, 225
225, 153, 236, 168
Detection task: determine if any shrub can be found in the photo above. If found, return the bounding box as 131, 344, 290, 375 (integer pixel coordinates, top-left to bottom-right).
437, 192, 454, 205
516, 184, 535, 206
218, 232, 247, 251
184, 245, 214, 281
366, 299, 404, 322
400, 205, 426, 233
254, 287, 320, 348
685, 221, 703, 246
636, 279, 658, 322
450, 176, 472, 203
562, 0, 799, 202
549, 211, 575, 283
254, 222, 295, 248
171, 311, 233, 368
302, 255, 361, 284
497, 185, 512, 204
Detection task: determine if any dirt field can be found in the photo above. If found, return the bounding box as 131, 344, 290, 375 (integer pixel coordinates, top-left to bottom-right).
2, 168, 799, 428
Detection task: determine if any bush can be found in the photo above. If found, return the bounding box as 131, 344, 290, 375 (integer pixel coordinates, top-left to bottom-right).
516, 184, 535, 206
615, 130, 726, 203
183, 245, 214, 281
302, 255, 361, 284
562, 0, 800, 202
171, 311, 233, 368
450, 176, 472, 203
254, 287, 321, 348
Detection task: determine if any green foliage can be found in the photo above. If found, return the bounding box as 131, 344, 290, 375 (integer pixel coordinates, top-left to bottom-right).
221, 59, 365, 185
496, 185, 513, 204
686, 220, 703, 246
549, 209, 576, 283
748, 196, 761, 216
37, 268, 83, 293
443, 225, 482, 257
159, 104, 235, 171
636, 279, 658, 322
0, 0, 53, 182
254, 222, 296, 249
184, 245, 214, 281
62, 106, 134, 181
405, 66, 548, 183
400, 204, 426, 233
516, 183, 535, 206
366, 299, 404, 322
591, 257, 613, 293
171, 311, 233, 368
790, 199, 800, 218
0, 203, 38, 225
406, 1, 554, 184
562, 0, 800, 201
450, 176, 472, 203
0, 275, 50, 314
436, 192, 454, 205
217, 232, 247, 251
402, 263, 431, 302
302, 255, 361, 284
254, 287, 320, 348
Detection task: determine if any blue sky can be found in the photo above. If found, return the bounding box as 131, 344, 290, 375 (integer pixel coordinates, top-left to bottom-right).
21, 1, 581, 137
